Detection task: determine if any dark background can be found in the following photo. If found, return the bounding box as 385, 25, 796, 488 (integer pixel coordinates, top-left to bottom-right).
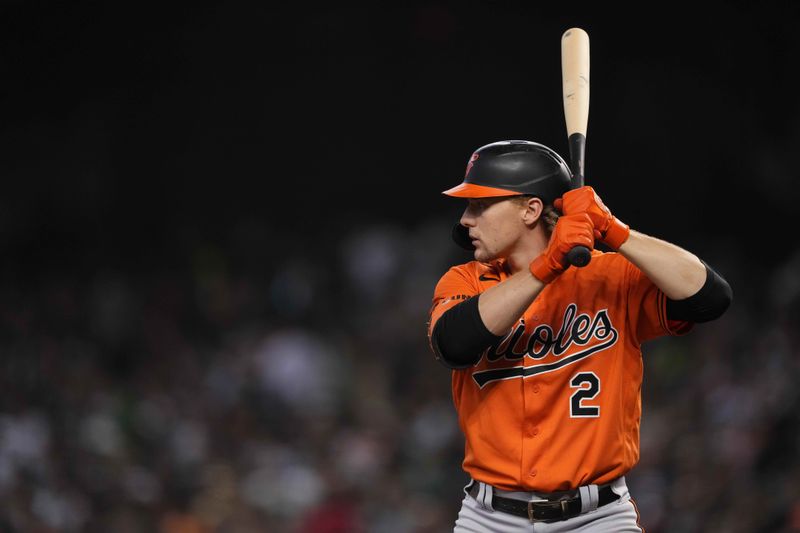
1, 3, 799, 533
4, 3, 799, 275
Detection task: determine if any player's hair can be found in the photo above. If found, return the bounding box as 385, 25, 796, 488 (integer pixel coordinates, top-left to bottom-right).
542, 205, 558, 235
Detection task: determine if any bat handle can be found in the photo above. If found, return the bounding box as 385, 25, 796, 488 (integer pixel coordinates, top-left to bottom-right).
566, 246, 591, 267
565, 133, 591, 268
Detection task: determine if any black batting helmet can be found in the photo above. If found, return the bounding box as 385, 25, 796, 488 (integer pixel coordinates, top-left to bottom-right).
445, 140, 572, 250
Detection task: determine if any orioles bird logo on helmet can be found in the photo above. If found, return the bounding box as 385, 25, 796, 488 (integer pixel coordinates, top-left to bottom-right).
465, 152, 480, 177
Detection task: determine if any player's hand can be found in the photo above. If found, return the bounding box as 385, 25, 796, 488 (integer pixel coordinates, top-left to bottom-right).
529, 213, 594, 283
554, 186, 630, 249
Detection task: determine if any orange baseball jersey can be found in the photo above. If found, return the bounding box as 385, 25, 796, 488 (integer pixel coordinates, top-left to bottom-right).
427, 250, 692, 493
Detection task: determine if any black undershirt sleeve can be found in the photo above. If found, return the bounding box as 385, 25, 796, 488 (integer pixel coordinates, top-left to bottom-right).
665, 261, 733, 323
430, 295, 505, 369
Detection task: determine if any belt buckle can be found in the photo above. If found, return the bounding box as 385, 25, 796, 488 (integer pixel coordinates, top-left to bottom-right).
526, 498, 549, 523
527, 498, 575, 523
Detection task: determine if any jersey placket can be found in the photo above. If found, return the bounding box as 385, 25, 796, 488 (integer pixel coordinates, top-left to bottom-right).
521, 353, 547, 484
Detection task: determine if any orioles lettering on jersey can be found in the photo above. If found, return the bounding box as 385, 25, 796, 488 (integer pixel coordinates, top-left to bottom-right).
473, 303, 619, 388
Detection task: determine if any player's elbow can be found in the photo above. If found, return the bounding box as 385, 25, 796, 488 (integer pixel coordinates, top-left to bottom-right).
430, 296, 503, 369
666, 262, 733, 323
430, 331, 482, 369
693, 275, 732, 322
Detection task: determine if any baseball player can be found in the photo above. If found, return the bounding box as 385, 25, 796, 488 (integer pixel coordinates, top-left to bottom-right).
427, 140, 732, 531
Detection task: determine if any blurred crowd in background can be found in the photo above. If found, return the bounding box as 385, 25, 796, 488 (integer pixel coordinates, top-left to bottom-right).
1, 214, 798, 533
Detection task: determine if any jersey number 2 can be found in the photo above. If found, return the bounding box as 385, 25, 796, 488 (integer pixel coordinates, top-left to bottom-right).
570, 372, 600, 418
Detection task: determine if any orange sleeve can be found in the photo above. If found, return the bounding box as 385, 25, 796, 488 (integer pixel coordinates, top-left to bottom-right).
625, 260, 694, 344
427, 264, 481, 339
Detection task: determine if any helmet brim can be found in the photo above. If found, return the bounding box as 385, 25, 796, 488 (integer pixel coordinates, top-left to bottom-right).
442, 182, 521, 198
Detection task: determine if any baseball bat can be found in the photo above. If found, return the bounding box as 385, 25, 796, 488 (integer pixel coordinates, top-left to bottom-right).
561, 27, 592, 267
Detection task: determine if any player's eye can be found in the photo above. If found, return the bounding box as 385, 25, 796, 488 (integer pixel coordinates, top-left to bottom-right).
465, 199, 490, 216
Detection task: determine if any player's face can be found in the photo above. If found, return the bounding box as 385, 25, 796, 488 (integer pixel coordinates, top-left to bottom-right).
460, 196, 526, 261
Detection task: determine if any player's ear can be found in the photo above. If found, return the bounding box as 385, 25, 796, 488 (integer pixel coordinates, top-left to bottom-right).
521, 196, 544, 226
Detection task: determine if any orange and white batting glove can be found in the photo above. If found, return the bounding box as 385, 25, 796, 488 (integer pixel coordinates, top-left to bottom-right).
530, 213, 594, 283
554, 186, 630, 249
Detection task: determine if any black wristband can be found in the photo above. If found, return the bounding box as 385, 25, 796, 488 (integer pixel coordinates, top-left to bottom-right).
665, 261, 733, 323
430, 295, 505, 369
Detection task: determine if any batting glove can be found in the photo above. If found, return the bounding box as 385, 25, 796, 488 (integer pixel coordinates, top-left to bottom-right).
554, 186, 630, 249
530, 213, 594, 283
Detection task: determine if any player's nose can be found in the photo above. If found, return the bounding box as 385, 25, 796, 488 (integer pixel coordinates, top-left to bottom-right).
460, 208, 476, 227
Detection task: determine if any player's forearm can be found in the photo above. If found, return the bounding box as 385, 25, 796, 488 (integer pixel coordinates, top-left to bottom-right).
477, 270, 546, 335
617, 230, 706, 300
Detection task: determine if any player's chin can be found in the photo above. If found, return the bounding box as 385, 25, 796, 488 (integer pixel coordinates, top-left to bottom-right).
472, 246, 495, 263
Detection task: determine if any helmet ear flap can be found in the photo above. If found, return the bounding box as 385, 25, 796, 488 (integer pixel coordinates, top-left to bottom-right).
452, 224, 475, 251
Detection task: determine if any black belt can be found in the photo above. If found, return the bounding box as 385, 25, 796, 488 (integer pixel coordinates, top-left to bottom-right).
468, 482, 619, 522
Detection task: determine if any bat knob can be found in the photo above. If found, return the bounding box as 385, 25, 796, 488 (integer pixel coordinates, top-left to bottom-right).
565, 245, 591, 267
